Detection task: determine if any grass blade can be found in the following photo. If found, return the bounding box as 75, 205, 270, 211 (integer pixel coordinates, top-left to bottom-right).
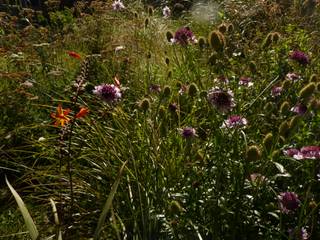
5, 176, 39, 240
93, 161, 127, 240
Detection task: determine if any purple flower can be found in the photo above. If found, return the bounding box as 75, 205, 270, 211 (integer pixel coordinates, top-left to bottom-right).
207, 88, 235, 113
169, 102, 178, 112
112, 0, 125, 11
180, 127, 196, 138
300, 146, 320, 159
271, 86, 283, 97
289, 50, 310, 65
284, 148, 301, 158
163, 6, 171, 18
149, 84, 161, 93
221, 115, 248, 128
291, 103, 308, 115
171, 27, 197, 45
278, 191, 300, 214
286, 72, 301, 82
288, 227, 309, 240
93, 83, 121, 103
239, 76, 253, 87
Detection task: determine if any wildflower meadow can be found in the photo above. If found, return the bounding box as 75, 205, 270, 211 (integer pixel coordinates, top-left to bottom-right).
1, 0, 320, 239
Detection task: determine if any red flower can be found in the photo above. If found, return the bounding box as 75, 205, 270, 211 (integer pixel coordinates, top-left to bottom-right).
75, 107, 89, 119
67, 51, 82, 60
50, 104, 71, 127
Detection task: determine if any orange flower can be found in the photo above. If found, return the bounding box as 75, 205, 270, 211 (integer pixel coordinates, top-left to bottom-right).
50, 104, 71, 127
75, 107, 89, 119
67, 51, 81, 60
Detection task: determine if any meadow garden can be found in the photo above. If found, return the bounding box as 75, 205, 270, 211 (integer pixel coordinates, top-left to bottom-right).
1, 0, 320, 239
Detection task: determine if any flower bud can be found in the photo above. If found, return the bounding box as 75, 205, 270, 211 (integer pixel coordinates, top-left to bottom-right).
188, 83, 198, 97
309, 74, 318, 83
263, 133, 273, 153
281, 79, 291, 90
198, 36, 206, 49
299, 82, 315, 99
166, 31, 174, 42
208, 30, 226, 52
246, 145, 262, 161
218, 23, 227, 33
163, 85, 171, 97
279, 120, 289, 137
140, 98, 150, 112
280, 101, 290, 115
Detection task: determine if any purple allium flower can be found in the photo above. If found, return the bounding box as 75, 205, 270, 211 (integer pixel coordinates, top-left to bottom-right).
112, 0, 125, 11
221, 115, 248, 128
291, 103, 308, 115
290, 50, 310, 65
180, 127, 196, 138
169, 102, 178, 112
239, 76, 253, 87
163, 6, 171, 18
288, 227, 309, 240
286, 72, 301, 82
271, 86, 283, 97
207, 88, 235, 113
93, 83, 121, 103
278, 191, 300, 214
171, 27, 197, 45
300, 146, 320, 159
149, 84, 161, 93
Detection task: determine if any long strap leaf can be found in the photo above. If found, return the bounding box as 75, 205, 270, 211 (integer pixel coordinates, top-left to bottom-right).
93, 161, 127, 240
5, 176, 39, 240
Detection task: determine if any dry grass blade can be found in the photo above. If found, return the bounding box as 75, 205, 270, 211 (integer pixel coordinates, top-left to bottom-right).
5, 176, 39, 240
93, 161, 128, 240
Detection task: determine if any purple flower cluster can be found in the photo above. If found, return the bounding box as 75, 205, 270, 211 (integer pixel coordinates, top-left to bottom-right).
284, 146, 320, 160
271, 86, 283, 97
289, 50, 310, 65
207, 88, 235, 113
291, 103, 308, 115
180, 127, 197, 138
288, 227, 309, 240
278, 191, 300, 214
221, 115, 247, 128
286, 72, 301, 82
93, 83, 121, 103
171, 27, 197, 45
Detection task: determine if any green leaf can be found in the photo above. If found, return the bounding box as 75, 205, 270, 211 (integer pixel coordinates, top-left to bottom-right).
93, 161, 127, 240
5, 176, 39, 240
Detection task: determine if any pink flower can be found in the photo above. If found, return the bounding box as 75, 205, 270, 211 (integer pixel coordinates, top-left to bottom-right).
93, 83, 121, 103
271, 86, 283, 97
207, 88, 235, 113
239, 77, 253, 87
278, 191, 300, 214
112, 0, 125, 11
221, 115, 247, 128
171, 27, 197, 45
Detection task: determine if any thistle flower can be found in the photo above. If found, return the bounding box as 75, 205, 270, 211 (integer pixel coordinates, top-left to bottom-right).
283, 148, 301, 158
207, 88, 235, 113
288, 227, 309, 240
112, 0, 125, 11
149, 84, 161, 93
289, 50, 310, 65
163, 6, 171, 18
93, 83, 121, 103
221, 115, 247, 128
291, 103, 308, 115
300, 146, 320, 159
271, 86, 283, 97
171, 27, 197, 45
180, 127, 197, 138
278, 191, 300, 214
239, 76, 253, 87
286, 72, 301, 82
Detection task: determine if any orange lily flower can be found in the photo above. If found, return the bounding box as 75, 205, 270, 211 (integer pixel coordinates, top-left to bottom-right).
75, 107, 89, 119
67, 51, 82, 60
50, 104, 71, 127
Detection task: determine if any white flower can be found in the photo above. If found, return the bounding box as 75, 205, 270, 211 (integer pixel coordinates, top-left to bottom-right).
112, 0, 125, 11
163, 6, 171, 18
